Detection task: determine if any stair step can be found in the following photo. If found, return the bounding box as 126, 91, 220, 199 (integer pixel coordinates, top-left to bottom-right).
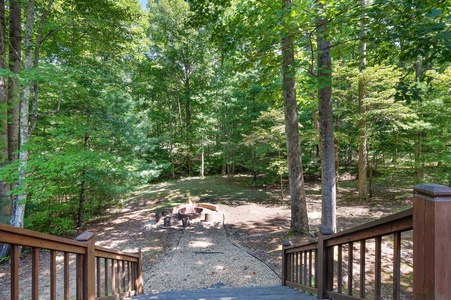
131, 285, 317, 300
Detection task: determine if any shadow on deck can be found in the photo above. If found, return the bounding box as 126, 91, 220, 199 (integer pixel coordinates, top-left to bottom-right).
129, 285, 316, 299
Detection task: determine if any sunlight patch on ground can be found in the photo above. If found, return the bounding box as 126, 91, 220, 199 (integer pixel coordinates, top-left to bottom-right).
308, 211, 321, 219
188, 240, 214, 248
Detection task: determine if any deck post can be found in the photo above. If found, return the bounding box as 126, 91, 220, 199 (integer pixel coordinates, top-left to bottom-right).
317, 226, 334, 299
136, 248, 144, 294
76, 232, 96, 300
413, 184, 451, 300
281, 240, 291, 286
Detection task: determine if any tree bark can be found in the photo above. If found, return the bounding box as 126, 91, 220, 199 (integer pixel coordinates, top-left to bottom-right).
358, 0, 368, 200
0, 0, 9, 225
10, 0, 35, 231
77, 133, 89, 228
7, 0, 21, 164
414, 55, 423, 182
282, 0, 309, 234
317, 5, 336, 232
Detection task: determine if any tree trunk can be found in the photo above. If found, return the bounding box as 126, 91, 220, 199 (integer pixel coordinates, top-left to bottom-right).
282, 0, 309, 234
358, 0, 368, 200
414, 56, 423, 182
77, 133, 89, 228
0, 0, 9, 225
0, 0, 8, 257
317, 5, 336, 233
167, 92, 175, 179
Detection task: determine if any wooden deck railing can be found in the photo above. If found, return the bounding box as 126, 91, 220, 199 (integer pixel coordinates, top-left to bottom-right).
0, 224, 143, 300
282, 183, 451, 299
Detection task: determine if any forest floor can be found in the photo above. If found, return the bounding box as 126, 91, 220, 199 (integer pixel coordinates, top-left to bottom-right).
0, 174, 414, 299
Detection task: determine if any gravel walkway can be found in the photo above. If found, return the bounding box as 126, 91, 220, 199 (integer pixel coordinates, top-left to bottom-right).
143, 208, 280, 293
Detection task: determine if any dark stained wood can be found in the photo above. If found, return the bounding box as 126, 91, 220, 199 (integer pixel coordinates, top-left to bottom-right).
327, 246, 334, 291
95, 247, 139, 262
112, 259, 116, 294
413, 184, 451, 299
0, 223, 85, 253
393, 232, 401, 300
76, 232, 96, 300
303, 250, 308, 286
97, 256, 101, 297
308, 250, 313, 287
76, 254, 83, 300
338, 244, 343, 293
324, 209, 412, 248
137, 249, 144, 294
32, 247, 39, 300
282, 209, 414, 299
11, 244, 19, 300
348, 242, 353, 296
0, 225, 143, 299
50, 250, 57, 300
296, 252, 300, 284
64, 252, 70, 300
375, 236, 382, 299
104, 258, 109, 296
317, 233, 327, 299
281, 244, 287, 285
360, 240, 365, 298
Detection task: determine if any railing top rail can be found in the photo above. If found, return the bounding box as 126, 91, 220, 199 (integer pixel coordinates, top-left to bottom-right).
284, 208, 413, 252
324, 208, 412, 240
95, 246, 140, 262
0, 223, 86, 254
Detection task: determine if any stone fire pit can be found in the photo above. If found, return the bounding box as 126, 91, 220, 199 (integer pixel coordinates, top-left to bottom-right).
178, 206, 203, 220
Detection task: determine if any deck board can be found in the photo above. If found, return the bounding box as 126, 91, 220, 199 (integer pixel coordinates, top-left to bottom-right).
130, 285, 317, 299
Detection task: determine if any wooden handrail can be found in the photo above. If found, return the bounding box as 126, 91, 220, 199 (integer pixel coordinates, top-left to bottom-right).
283, 208, 413, 299
0, 223, 144, 300
282, 183, 451, 299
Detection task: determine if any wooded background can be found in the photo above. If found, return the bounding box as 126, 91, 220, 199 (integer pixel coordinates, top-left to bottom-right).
0, 0, 449, 237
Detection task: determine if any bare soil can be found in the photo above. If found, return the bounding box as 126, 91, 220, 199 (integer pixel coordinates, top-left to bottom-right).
0, 178, 414, 299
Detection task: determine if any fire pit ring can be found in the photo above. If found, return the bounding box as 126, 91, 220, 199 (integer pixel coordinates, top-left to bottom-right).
178, 207, 203, 220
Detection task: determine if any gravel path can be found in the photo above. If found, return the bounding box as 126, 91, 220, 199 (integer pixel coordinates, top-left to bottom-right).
143, 208, 280, 293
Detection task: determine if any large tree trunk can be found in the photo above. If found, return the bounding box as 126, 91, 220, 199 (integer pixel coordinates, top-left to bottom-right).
0, 0, 9, 226
317, 5, 336, 232
358, 0, 368, 200
10, 0, 35, 232
282, 0, 309, 235
7, 0, 21, 164
0, 0, 9, 258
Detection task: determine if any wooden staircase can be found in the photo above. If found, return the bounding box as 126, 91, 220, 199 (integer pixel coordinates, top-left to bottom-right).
129, 285, 316, 300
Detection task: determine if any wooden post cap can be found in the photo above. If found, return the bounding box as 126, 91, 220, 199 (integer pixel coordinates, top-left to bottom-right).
76, 232, 96, 242
414, 184, 451, 198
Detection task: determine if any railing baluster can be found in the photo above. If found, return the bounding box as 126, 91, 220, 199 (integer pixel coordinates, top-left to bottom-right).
303, 250, 308, 286
117, 258, 121, 292
348, 242, 353, 296
308, 250, 313, 287
76, 254, 83, 300
32, 248, 39, 300
338, 244, 342, 293
128, 261, 132, 292
112, 259, 116, 295
294, 252, 302, 283
360, 240, 366, 298
315, 249, 319, 288
122, 260, 126, 292
11, 244, 19, 300
375, 236, 382, 299
104, 258, 109, 296
97, 256, 101, 297
50, 250, 57, 300
64, 252, 70, 300
393, 232, 401, 300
